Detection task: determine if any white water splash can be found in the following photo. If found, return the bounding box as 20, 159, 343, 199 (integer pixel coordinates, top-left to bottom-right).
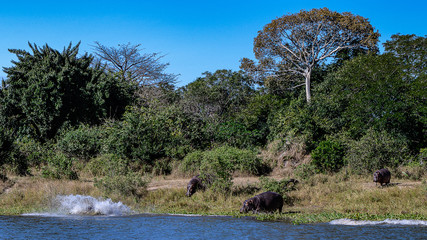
330, 218, 427, 226
24, 195, 133, 216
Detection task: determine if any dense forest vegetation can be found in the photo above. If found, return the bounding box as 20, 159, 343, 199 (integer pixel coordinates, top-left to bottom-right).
0, 9, 425, 196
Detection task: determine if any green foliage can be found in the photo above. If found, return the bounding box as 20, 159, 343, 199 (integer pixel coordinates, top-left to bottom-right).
103, 104, 192, 166
383, 34, 426, 80
85, 154, 126, 177
345, 128, 410, 174
319, 53, 426, 151
182, 146, 264, 176
0, 42, 133, 142
180, 70, 255, 121
268, 96, 325, 150
199, 148, 236, 193
95, 171, 148, 198
92, 154, 149, 197
259, 176, 298, 196
42, 152, 78, 180
0, 127, 14, 167
15, 137, 45, 166
181, 146, 264, 193
56, 124, 102, 161
0, 128, 29, 176
214, 121, 263, 149
179, 151, 204, 175
152, 158, 173, 176
311, 140, 345, 173
295, 163, 318, 180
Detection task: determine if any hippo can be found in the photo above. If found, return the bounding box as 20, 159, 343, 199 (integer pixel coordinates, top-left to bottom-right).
240, 191, 284, 214
186, 175, 205, 197
373, 168, 391, 186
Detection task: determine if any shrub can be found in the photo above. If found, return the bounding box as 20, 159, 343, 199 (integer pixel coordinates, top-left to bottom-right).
395, 149, 427, 180
311, 140, 345, 173
42, 152, 78, 180
15, 137, 46, 167
0, 128, 30, 176
152, 158, 173, 175
180, 146, 264, 193
199, 149, 235, 193
179, 151, 204, 175
85, 154, 127, 177
102, 106, 191, 166
0, 128, 14, 166
56, 124, 102, 161
295, 163, 317, 180
181, 146, 264, 176
94, 171, 148, 198
345, 128, 410, 174
259, 176, 298, 195
90, 154, 149, 198
215, 121, 263, 148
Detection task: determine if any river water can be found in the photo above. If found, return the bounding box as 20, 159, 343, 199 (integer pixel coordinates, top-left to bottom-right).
0, 195, 425, 240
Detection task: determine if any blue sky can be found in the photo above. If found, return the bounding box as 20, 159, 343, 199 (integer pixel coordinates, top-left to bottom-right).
1, 0, 426, 87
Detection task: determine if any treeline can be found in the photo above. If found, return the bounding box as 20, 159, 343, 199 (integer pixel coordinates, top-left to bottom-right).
0, 10, 426, 196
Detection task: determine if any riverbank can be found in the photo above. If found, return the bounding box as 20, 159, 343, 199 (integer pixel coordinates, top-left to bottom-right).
1, 174, 426, 223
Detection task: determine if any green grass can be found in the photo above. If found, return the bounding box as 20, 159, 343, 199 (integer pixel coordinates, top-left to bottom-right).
1, 174, 426, 224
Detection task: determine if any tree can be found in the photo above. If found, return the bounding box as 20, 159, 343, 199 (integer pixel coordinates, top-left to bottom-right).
93, 42, 177, 87
316, 53, 425, 151
180, 70, 255, 121
241, 8, 380, 103
383, 34, 426, 80
0, 42, 124, 141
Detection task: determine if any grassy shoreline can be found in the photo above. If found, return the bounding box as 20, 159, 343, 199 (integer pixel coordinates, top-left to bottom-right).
1, 174, 426, 224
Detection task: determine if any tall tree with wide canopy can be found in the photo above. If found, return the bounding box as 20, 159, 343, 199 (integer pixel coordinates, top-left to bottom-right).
241, 8, 380, 102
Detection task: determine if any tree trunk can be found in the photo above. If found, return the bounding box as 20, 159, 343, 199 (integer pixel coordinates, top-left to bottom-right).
305, 70, 312, 103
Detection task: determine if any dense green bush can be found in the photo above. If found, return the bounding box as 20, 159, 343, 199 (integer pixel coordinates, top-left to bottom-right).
0, 43, 118, 141
42, 151, 78, 180
181, 146, 265, 193
294, 163, 317, 180
95, 171, 148, 198
56, 124, 102, 161
151, 158, 173, 175
259, 176, 298, 195
311, 140, 345, 173
345, 128, 410, 174
214, 121, 263, 149
180, 146, 265, 192
102, 105, 192, 166
199, 148, 236, 193
85, 154, 126, 177
0, 128, 14, 167
92, 154, 149, 197
179, 151, 204, 175
181, 146, 264, 176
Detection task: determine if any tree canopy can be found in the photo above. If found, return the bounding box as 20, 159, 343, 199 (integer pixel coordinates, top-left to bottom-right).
241, 8, 380, 102
93, 42, 177, 87
0, 42, 130, 141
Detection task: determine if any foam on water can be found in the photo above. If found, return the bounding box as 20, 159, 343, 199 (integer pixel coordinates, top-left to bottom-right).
23, 195, 133, 216
330, 218, 427, 226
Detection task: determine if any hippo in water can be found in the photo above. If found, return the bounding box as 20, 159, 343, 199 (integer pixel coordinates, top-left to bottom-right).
240, 191, 283, 214
373, 168, 391, 186
186, 175, 206, 197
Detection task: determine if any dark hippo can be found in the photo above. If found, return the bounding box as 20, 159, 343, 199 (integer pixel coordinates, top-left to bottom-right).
186, 175, 205, 197
240, 191, 284, 214
373, 168, 391, 186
